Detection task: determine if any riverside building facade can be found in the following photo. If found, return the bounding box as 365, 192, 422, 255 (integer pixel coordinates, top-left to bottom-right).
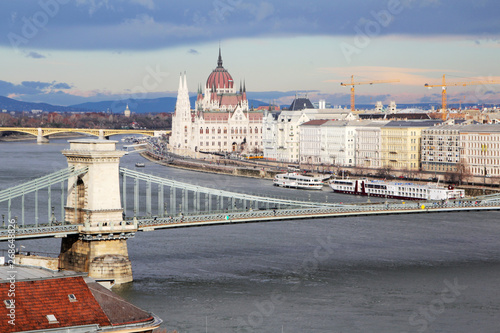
459, 124, 500, 178
380, 120, 441, 171
355, 121, 390, 169
263, 96, 354, 162
421, 124, 462, 173
421, 123, 500, 178
299, 120, 374, 166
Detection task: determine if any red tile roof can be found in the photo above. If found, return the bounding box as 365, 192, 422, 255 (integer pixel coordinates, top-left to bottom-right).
203, 112, 230, 121
301, 119, 330, 126
219, 94, 240, 107
87, 282, 154, 326
256, 105, 280, 111
246, 112, 263, 121
0, 276, 111, 332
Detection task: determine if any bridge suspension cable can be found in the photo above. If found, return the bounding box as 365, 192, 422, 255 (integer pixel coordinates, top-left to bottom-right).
0, 166, 88, 226
119, 167, 339, 218
0, 167, 88, 202
473, 192, 500, 203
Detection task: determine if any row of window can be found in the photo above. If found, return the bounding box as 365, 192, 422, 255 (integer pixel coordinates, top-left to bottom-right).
464, 150, 500, 157
199, 127, 260, 134
466, 135, 499, 142
425, 158, 459, 162
199, 141, 260, 147
424, 141, 458, 146
463, 142, 500, 149
471, 167, 499, 176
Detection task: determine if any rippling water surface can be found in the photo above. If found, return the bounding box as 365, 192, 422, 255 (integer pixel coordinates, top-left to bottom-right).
1, 138, 500, 333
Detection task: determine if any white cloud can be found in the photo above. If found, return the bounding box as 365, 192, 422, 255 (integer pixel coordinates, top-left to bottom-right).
120, 14, 206, 38
75, 0, 115, 16
130, 0, 155, 10
25, 51, 46, 59
248, 2, 275, 22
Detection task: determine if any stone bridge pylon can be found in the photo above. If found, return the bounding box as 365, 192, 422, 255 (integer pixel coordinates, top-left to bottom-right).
59, 139, 136, 284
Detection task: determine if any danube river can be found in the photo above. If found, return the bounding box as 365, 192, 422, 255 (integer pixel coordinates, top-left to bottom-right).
1, 138, 500, 332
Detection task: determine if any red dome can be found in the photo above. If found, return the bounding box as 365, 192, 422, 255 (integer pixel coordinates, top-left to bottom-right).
206, 48, 234, 90
206, 68, 233, 89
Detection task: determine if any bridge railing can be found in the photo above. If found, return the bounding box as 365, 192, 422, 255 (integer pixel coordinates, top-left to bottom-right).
0, 223, 80, 240
81, 219, 138, 233
0, 197, 497, 239
136, 198, 499, 229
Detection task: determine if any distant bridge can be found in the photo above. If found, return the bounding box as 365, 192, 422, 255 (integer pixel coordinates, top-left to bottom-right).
0, 127, 169, 143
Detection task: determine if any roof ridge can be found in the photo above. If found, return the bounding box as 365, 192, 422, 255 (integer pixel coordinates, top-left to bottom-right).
87, 283, 152, 323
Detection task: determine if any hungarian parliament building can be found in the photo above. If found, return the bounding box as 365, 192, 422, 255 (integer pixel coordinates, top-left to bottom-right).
170, 49, 264, 156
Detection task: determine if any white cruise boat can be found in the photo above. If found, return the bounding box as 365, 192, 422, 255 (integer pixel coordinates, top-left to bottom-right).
329, 178, 465, 201
273, 172, 324, 190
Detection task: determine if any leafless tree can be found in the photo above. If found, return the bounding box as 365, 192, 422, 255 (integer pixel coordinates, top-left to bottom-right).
376, 165, 392, 178
456, 159, 472, 185
444, 171, 459, 184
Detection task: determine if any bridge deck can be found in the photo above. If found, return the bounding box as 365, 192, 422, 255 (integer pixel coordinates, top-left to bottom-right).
2, 200, 498, 241
136, 201, 500, 231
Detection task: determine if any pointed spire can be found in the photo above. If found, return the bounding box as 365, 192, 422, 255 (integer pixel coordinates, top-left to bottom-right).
183, 71, 187, 91
239, 80, 242, 93
175, 72, 191, 111
217, 46, 223, 68
243, 80, 246, 92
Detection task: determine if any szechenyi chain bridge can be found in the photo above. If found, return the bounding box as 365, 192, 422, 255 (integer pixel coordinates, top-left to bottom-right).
0, 139, 499, 284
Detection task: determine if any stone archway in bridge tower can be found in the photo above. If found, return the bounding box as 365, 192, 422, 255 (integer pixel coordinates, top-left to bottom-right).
62, 175, 88, 224
75, 177, 87, 224
59, 139, 135, 284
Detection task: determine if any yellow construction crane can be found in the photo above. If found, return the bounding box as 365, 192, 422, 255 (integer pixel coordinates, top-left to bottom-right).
424, 74, 500, 120
341, 75, 400, 112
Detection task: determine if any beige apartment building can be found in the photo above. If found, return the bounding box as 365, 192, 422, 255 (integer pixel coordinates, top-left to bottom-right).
380, 121, 441, 171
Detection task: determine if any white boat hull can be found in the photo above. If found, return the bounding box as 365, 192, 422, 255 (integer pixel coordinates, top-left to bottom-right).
273, 172, 324, 190
329, 179, 465, 201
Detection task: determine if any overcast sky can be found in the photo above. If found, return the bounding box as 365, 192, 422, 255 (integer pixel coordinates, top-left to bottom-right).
1, 0, 499, 107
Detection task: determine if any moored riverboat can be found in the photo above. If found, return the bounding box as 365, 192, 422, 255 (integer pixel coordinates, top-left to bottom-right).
329, 178, 465, 200
274, 172, 324, 190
